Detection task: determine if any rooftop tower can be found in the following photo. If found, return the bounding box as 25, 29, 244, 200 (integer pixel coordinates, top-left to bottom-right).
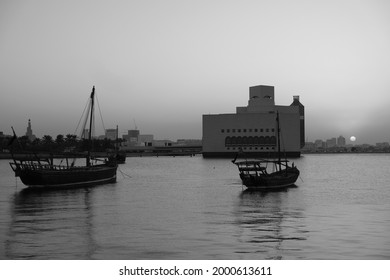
290, 96, 305, 148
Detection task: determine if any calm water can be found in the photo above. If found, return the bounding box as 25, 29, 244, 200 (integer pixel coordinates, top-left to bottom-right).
0, 154, 389, 259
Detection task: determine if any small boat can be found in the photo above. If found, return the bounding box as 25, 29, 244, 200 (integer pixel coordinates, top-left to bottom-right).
233, 111, 300, 190
9, 86, 118, 189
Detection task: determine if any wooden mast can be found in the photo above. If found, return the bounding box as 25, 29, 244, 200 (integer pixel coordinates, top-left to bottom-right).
116, 125, 119, 152
87, 86, 95, 167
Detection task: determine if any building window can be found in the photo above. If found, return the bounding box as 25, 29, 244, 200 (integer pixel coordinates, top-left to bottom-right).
225, 137, 231, 146
225, 134, 277, 148
259, 136, 265, 145
249, 129, 252, 132
254, 129, 258, 132
271, 128, 275, 132
243, 129, 246, 133
266, 128, 269, 132
260, 129, 263, 132
221, 129, 224, 133
227, 129, 230, 133
237, 129, 241, 133
232, 129, 235, 133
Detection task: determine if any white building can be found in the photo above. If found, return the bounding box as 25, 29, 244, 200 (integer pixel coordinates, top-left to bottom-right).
139, 134, 154, 146
121, 130, 154, 147
202, 85, 304, 157
122, 130, 140, 146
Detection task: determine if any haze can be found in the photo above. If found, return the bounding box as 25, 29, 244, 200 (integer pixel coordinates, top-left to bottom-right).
1, 0, 390, 144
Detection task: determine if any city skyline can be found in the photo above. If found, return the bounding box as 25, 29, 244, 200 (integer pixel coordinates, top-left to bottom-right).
1, 0, 390, 144
3, 117, 389, 147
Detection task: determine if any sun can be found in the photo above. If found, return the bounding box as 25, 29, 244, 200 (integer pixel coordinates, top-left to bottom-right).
350, 136, 356, 142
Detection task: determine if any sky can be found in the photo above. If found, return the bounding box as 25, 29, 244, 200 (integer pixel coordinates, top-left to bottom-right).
1, 0, 390, 144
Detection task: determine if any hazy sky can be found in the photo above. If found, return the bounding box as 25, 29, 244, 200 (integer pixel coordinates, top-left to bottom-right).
1, 0, 390, 144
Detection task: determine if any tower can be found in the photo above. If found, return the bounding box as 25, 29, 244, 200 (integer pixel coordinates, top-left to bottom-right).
290, 96, 305, 148
25, 119, 36, 141
247, 85, 275, 112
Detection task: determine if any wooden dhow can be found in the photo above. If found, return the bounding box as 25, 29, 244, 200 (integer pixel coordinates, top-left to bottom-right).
233, 111, 300, 190
9, 86, 118, 189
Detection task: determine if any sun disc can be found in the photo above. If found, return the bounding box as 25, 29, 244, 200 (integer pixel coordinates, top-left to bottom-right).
350, 136, 356, 142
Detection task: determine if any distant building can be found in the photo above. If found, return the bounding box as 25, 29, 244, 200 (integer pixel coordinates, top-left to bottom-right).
337, 136, 346, 147
25, 119, 36, 141
121, 130, 155, 147
105, 129, 117, 140
153, 140, 174, 147
122, 130, 140, 146
202, 85, 304, 157
139, 134, 154, 146
326, 138, 337, 148
314, 139, 324, 149
176, 139, 202, 146
376, 142, 390, 148
302, 141, 315, 152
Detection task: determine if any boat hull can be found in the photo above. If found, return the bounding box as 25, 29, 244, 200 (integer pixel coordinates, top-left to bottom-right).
15, 164, 117, 189
240, 167, 300, 190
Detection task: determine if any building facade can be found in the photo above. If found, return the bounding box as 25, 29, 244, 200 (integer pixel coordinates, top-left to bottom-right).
202, 85, 304, 158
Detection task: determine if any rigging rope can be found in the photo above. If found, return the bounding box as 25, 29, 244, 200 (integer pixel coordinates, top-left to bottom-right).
70, 88, 108, 166
95, 93, 106, 133
74, 96, 91, 136
71, 93, 93, 166
118, 166, 132, 179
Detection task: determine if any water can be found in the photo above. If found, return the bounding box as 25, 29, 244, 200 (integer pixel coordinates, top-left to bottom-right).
0, 154, 389, 259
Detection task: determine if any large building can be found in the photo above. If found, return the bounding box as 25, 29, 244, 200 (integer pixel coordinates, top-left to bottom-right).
202, 85, 304, 158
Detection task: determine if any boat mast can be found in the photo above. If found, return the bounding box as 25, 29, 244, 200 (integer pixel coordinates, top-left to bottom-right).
276, 111, 282, 171
87, 86, 95, 167
116, 125, 119, 152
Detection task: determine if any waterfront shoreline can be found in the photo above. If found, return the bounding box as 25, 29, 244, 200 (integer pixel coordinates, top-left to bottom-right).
0, 151, 202, 160
2, 150, 390, 160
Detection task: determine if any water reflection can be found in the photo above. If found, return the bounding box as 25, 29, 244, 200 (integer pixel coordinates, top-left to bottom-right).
234, 188, 307, 259
5, 187, 97, 259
